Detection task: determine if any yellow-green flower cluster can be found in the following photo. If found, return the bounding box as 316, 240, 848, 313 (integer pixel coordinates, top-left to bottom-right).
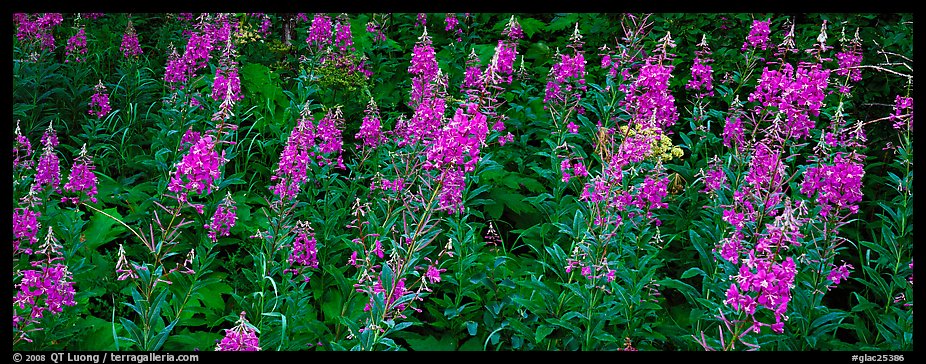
618, 125, 684, 162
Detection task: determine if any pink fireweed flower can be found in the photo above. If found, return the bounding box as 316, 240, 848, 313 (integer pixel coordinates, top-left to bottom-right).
438, 167, 466, 214
15, 13, 64, 51
800, 153, 864, 218
503, 15, 524, 41
726, 254, 797, 333
65, 26, 87, 63
572, 161, 588, 178
215, 312, 261, 351
743, 19, 771, 51
379, 178, 406, 193
461, 49, 483, 95
14, 228, 77, 342
211, 67, 242, 102
61, 144, 99, 204
183, 31, 215, 74
348, 250, 359, 267
835, 40, 863, 84
356, 98, 384, 149
167, 131, 227, 208
258, 14, 271, 36
408, 28, 439, 107
13, 207, 41, 255
285, 221, 319, 282
633, 174, 669, 212
805, 20, 834, 60
424, 105, 489, 213
722, 114, 745, 150
445, 13, 459, 32
700, 156, 728, 193
621, 60, 678, 131
306, 13, 333, 51
205, 193, 236, 242
567, 121, 579, 134
745, 143, 786, 192
498, 132, 514, 146
772, 20, 799, 61
890, 95, 913, 131
485, 40, 518, 85
827, 261, 853, 285
315, 107, 345, 168
334, 14, 353, 52
270, 110, 317, 201
362, 274, 412, 317
416, 13, 427, 27
399, 98, 445, 148
687, 34, 714, 98
445, 13, 463, 42
425, 265, 446, 284
163, 45, 188, 87
371, 239, 385, 259
206, 14, 237, 49
120, 21, 143, 58
560, 158, 588, 183
88, 81, 112, 119
32, 124, 61, 192
748, 63, 830, 140
544, 47, 587, 106
366, 20, 386, 43
13, 121, 33, 170
211, 23, 241, 121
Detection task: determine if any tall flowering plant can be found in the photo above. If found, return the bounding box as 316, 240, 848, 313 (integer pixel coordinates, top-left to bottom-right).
516, 17, 685, 349
11, 123, 101, 347
684, 18, 909, 351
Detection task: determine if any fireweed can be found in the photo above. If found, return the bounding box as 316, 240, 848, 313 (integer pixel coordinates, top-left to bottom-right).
11, 123, 98, 345
64, 24, 87, 63
120, 20, 143, 59
691, 19, 885, 351
10, 13, 913, 352
74, 13, 242, 351
337, 22, 525, 350
529, 22, 684, 350
88, 81, 112, 119
13, 228, 77, 344
13, 13, 63, 54
215, 312, 261, 351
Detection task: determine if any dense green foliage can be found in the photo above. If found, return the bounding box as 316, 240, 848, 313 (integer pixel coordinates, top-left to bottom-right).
12, 12, 913, 351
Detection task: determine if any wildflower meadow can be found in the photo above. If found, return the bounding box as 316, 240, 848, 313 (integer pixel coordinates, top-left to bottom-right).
11, 12, 914, 352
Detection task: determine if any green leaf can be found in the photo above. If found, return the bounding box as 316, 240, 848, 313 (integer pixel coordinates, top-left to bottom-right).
405, 335, 456, 351
851, 292, 879, 313
321, 290, 343, 322
535, 325, 554, 343
85, 207, 128, 250
73, 316, 119, 350
465, 321, 479, 336
516, 17, 547, 38
658, 278, 700, 304
163, 330, 223, 351
151, 318, 179, 351
459, 338, 483, 351
680, 267, 705, 280
444, 303, 473, 320
381, 263, 394, 296
546, 14, 579, 33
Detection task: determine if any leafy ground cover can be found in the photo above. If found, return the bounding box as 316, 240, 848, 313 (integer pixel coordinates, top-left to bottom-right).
11, 12, 914, 351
